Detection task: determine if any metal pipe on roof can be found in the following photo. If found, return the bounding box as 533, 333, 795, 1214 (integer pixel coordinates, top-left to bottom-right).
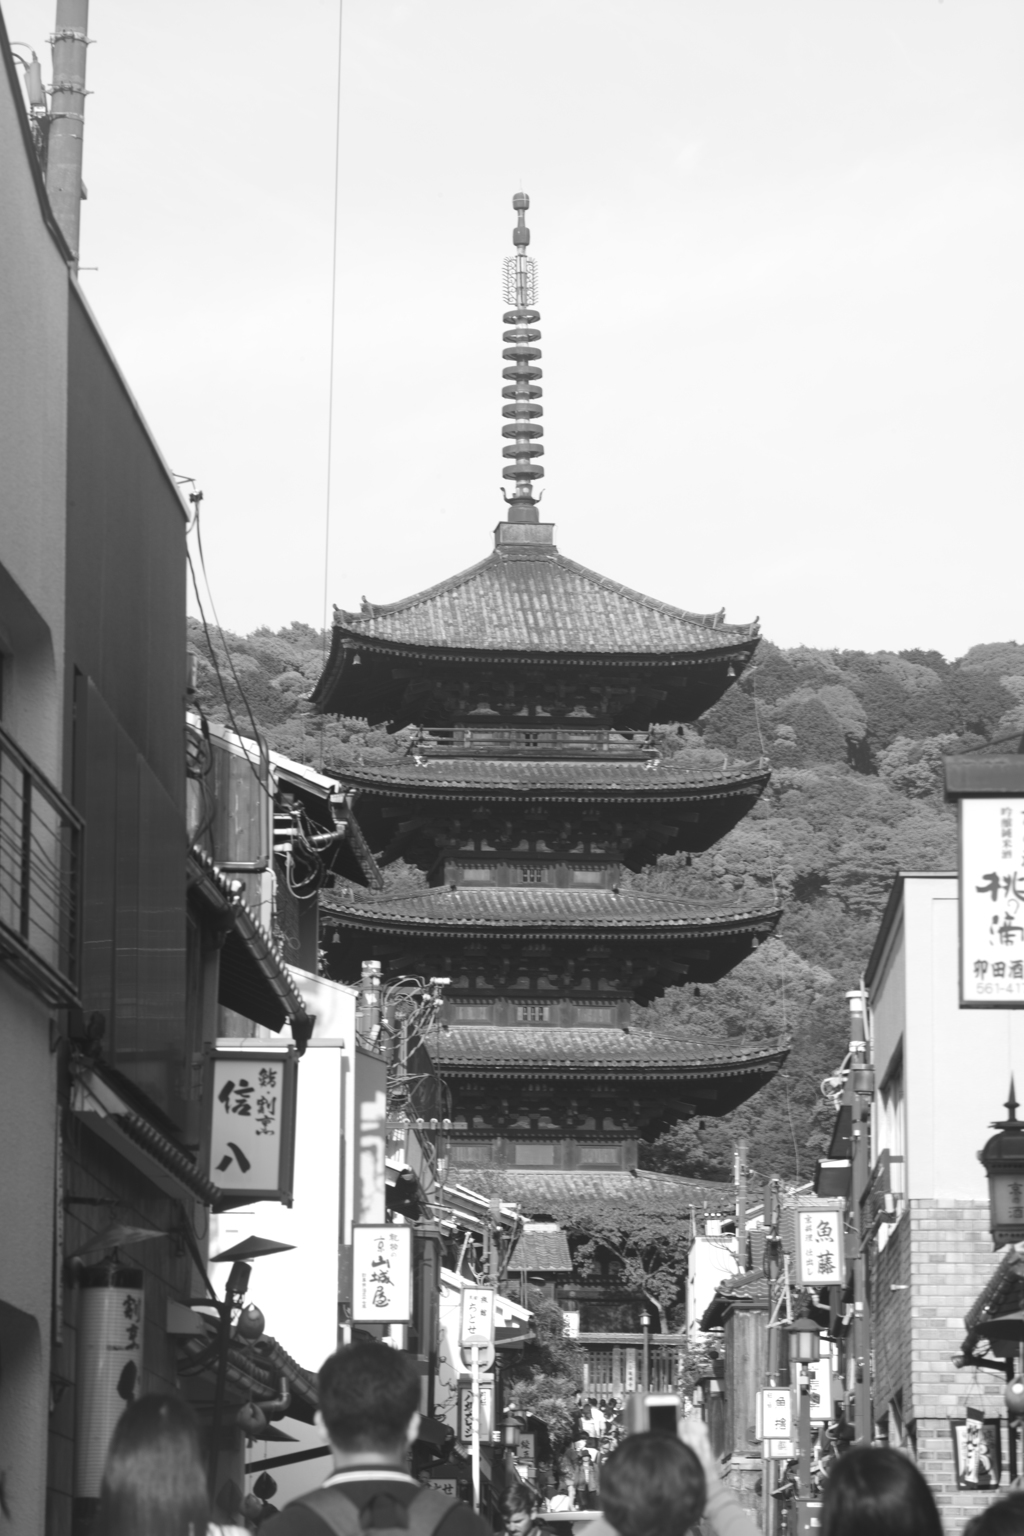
45, 0, 90, 265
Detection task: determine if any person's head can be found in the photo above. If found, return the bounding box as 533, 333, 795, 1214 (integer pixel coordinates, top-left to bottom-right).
317, 1342, 421, 1458
502, 1481, 539, 1536
821, 1447, 943, 1536
963, 1492, 1024, 1536
95, 1394, 208, 1536
600, 1433, 706, 1536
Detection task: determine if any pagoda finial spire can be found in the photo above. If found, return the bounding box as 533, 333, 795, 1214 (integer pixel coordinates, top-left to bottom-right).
501, 192, 544, 523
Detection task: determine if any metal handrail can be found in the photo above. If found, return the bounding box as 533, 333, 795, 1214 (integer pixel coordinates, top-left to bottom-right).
0, 720, 82, 1007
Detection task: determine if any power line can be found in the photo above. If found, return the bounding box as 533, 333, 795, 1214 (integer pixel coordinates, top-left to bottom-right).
319, 0, 345, 772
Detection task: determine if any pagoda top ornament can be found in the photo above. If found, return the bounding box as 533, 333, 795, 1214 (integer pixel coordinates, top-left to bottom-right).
501, 192, 545, 524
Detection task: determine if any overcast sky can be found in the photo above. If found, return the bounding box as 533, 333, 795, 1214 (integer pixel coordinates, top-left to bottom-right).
7, 1, 1024, 658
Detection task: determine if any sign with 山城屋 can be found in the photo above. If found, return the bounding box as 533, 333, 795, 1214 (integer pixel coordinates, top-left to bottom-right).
351, 1224, 412, 1322
959, 797, 1024, 1006
796, 1207, 844, 1287
203, 1046, 298, 1206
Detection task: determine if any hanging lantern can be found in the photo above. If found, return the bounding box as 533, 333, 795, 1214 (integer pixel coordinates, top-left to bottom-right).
74, 1260, 144, 1504
786, 1317, 821, 1367
979, 1082, 1024, 1249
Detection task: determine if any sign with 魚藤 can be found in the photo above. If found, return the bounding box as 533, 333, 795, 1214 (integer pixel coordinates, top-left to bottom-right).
796, 1208, 844, 1287
351, 1225, 412, 1322
203, 1047, 298, 1206
460, 1286, 495, 1347
757, 1388, 793, 1441
959, 798, 1024, 1006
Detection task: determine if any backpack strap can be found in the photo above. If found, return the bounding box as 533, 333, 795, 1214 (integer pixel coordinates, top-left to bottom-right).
405, 1487, 459, 1536
297, 1488, 365, 1536
297, 1485, 455, 1536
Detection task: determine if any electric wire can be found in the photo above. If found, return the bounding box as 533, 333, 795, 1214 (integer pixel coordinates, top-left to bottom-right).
185, 544, 265, 801
319, 0, 345, 774
191, 499, 266, 770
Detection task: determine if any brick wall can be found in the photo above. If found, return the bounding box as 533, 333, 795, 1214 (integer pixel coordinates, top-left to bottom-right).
870, 1199, 1011, 1528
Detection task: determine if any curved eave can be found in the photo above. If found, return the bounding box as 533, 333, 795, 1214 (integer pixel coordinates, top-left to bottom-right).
320, 906, 781, 942
343, 766, 770, 806
435, 1049, 790, 1083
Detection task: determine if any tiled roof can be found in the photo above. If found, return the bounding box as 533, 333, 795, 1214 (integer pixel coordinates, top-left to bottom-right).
458, 1168, 735, 1214
434, 1026, 789, 1078
321, 885, 780, 937
509, 1223, 573, 1273
701, 1268, 771, 1330
334, 546, 758, 657
343, 756, 769, 800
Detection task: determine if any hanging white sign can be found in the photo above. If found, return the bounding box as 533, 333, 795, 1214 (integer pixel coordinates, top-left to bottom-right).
959, 798, 1024, 1006
203, 1047, 298, 1206
351, 1224, 412, 1322
796, 1208, 844, 1286
757, 1388, 794, 1441
460, 1286, 496, 1347
458, 1383, 494, 1443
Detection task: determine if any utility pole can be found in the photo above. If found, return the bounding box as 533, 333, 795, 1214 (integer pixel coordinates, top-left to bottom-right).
46, 0, 90, 266
847, 987, 874, 1445
735, 1136, 749, 1267
762, 1178, 781, 1536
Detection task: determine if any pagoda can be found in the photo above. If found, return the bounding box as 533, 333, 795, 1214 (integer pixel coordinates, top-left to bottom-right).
314, 193, 785, 1188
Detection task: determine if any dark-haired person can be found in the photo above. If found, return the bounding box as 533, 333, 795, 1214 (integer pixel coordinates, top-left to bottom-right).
502, 1481, 558, 1536
94, 1393, 248, 1536
263, 1343, 490, 1536
964, 1490, 1024, 1535
588, 1419, 756, 1536
819, 1446, 943, 1536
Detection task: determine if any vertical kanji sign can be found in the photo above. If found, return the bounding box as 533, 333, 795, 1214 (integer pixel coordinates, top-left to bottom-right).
460, 1286, 496, 1347
756, 1388, 794, 1441
796, 1207, 844, 1286
352, 1224, 412, 1322
959, 798, 1024, 1006
203, 1046, 298, 1206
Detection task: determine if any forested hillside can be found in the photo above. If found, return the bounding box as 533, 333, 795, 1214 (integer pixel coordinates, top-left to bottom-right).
188, 619, 1024, 1185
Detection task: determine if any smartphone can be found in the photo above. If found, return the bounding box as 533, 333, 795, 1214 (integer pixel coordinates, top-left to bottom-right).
623, 1393, 682, 1436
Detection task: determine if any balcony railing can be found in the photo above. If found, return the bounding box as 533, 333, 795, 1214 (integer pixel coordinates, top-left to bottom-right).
414, 725, 654, 759
0, 721, 82, 1007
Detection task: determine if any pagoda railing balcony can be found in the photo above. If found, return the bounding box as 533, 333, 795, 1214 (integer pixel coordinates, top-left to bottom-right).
413, 725, 654, 760
0, 720, 82, 1008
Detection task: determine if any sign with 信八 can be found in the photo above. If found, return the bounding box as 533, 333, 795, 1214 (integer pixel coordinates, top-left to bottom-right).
959, 797, 1024, 1006
203, 1046, 298, 1206
351, 1225, 412, 1322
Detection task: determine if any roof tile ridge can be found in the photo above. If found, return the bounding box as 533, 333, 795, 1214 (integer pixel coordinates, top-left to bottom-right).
551, 550, 760, 638
335, 549, 499, 624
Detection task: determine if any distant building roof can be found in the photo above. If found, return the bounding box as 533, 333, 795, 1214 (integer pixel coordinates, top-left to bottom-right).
343, 754, 769, 799
459, 1167, 735, 1217
330, 545, 758, 657
435, 1025, 789, 1081
700, 1268, 771, 1330
508, 1222, 573, 1274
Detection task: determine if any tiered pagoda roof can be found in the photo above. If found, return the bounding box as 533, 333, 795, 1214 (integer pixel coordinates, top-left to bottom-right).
459, 1167, 738, 1219
312, 544, 760, 729
434, 1025, 788, 1115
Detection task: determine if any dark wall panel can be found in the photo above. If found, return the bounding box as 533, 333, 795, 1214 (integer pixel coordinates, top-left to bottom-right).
65, 289, 187, 808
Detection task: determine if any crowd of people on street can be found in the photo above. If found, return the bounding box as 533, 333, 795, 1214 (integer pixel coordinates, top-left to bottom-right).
87, 1347, 1024, 1536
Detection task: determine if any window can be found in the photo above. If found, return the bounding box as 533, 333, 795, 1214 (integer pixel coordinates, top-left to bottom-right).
578, 1145, 621, 1166
576, 1005, 614, 1024
572, 869, 603, 886
522, 731, 542, 749
514, 1143, 556, 1165
461, 868, 495, 885
520, 866, 544, 885
450, 1142, 491, 1165
453, 1005, 490, 1022
518, 1004, 549, 1023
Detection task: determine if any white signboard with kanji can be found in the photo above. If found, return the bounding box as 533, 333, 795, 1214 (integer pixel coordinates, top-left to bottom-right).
460, 1286, 495, 1347
808, 1358, 833, 1423
960, 798, 1024, 1006
458, 1383, 493, 1443
767, 1438, 797, 1460
352, 1224, 412, 1322
204, 1047, 297, 1206
757, 1389, 793, 1441
796, 1208, 843, 1286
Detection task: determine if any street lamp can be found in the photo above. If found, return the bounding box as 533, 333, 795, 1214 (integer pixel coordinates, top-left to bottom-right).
979, 1081, 1024, 1249
786, 1316, 821, 1368
640, 1308, 651, 1392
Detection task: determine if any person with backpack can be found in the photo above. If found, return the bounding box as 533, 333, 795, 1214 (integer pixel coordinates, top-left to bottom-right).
263, 1343, 488, 1536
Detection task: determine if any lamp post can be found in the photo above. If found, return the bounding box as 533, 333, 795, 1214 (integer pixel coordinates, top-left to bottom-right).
979, 1081, 1024, 1249
786, 1317, 820, 1536
640, 1308, 651, 1392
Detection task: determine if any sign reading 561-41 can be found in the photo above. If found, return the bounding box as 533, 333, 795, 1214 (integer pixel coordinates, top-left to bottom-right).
960, 797, 1024, 1006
